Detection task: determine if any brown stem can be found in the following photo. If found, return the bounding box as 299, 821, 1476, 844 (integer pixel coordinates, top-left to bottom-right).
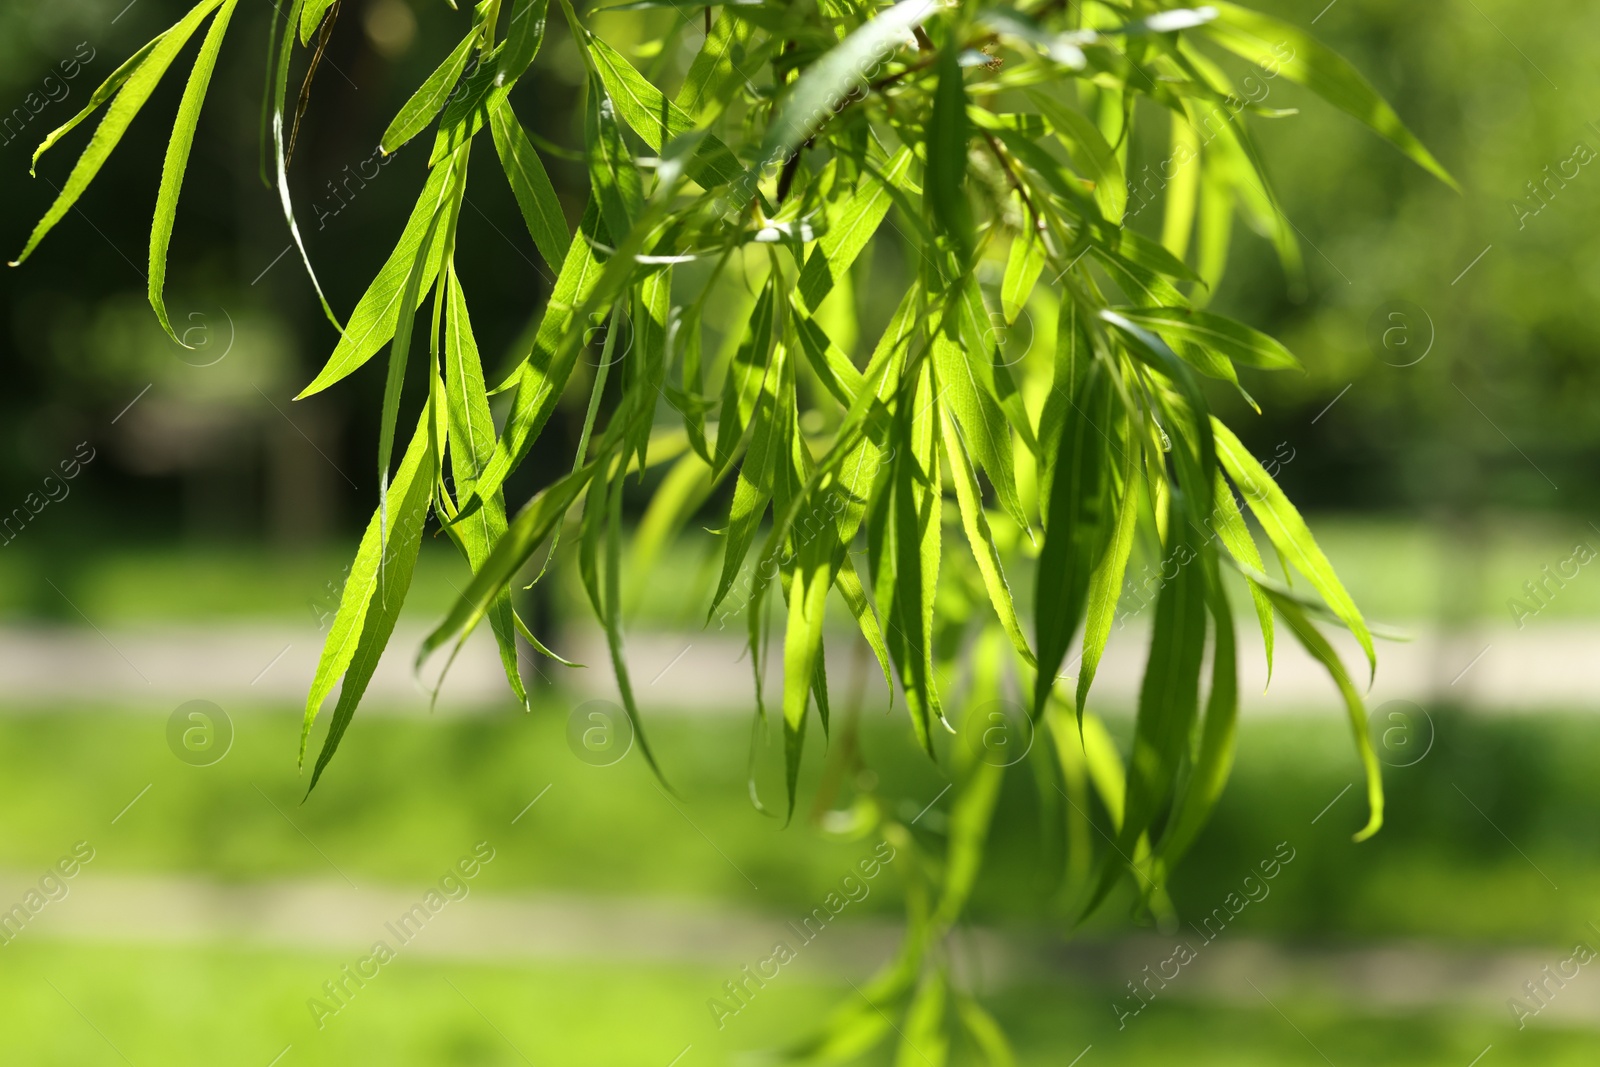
982, 129, 1046, 237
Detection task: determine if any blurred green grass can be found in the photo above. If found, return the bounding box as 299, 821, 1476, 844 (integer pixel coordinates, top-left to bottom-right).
1, 941, 1591, 1066
4, 516, 1599, 1062
0, 702, 1594, 943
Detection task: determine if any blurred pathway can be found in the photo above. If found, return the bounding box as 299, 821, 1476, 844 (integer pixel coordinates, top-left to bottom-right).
2, 868, 1596, 1028
0, 618, 1595, 716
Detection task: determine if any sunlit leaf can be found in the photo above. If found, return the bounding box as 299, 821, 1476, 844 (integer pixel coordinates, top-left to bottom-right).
13, 0, 225, 267
381, 31, 479, 155
1205, 3, 1458, 189
149, 0, 241, 344
1213, 417, 1374, 678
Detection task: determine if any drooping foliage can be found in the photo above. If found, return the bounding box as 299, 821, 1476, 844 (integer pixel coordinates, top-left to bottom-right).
16, 0, 1450, 1057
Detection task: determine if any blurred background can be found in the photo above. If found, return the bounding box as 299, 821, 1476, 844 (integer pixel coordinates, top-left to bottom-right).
2, 0, 1598, 1063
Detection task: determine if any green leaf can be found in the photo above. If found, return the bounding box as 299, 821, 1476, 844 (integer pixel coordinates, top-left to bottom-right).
1027, 88, 1127, 223
30, 36, 163, 177
1099, 310, 1216, 521
149, 0, 240, 344
1076, 437, 1138, 715
304, 403, 437, 787
940, 411, 1034, 667
298, 0, 338, 45
585, 70, 643, 253
757, 0, 939, 174
441, 270, 528, 707
939, 628, 1010, 924
1204, 3, 1458, 189
793, 308, 867, 405
1212, 418, 1374, 679
1116, 533, 1207, 886
427, 45, 509, 167
297, 163, 457, 398
1160, 117, 1201, 261
12, 0, 225, 267
896, 969, 949, 1067
1000, 216, 1045, 324
628, 449, 718, 617
498, 0, 551, 83
779, 536, 831, 822
712, 277, 779, 476
937, 282, 1029, 529
1032, 360, 1116, 718
868, 356, 944, 753
1206, 468, 1274, 677
711, 321, 789, 614
381, 31, 479, 154
1153, 572, 1237, 872
1266, 587, 1383, 840
927, 45, 973, 264
270, 0, 342, 331
597, 467, 670, 783
1119, 306, 1302, 371
798, 146, 914, 312
489, 98, 571, 271
1193, 143, 1234, 302
420, 458, 600, 667
835, 557, 895, 698
377, 161, 456, 550
471, 203, 609, 503
586, 34, 744, 188
626, 268, 673, 472
1037, 297, 1089, 513
676, 6, 768, 123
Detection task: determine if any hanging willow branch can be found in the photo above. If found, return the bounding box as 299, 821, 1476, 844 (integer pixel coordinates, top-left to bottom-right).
14, 0, 1452, 1057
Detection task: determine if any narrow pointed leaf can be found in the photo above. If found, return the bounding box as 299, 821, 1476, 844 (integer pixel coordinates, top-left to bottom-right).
31, 37, 164, 176
1206, 469, 1274, 677
381, 31, 478, 154
1119, 306, 1302, 372
1204, 3, 1457, 189
298, 0, 339, 44
940, 410, 1034, 666
13, 0, 225, 267
1212, 418, 1373, 677
442, 271, 528, 706
1077, 438, 1138, 714
1153, 572, 1238, 871
1027, 88, 1127, 222
587, 34, 744, 187
868, 356, 943, 752
498, 0, 551, 83
1032, 360, 1116, 718
928, 45, 973, 264
149, 0, 240, 343
303, 405, 436, 779
489, 98, 570, 270
1267, 588, 1383, 840
585, 71, 642, 273
298, 163, 456, 397
798, 146, 914, 312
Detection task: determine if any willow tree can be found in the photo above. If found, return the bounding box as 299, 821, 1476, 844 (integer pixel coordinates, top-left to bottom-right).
14, 0, 1450, 1056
